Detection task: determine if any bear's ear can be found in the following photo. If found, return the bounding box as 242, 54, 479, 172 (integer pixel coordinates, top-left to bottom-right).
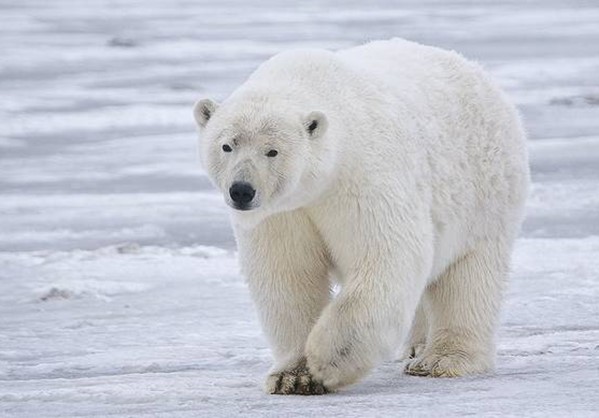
193, 98, 219, 128
303, 111, 328, 139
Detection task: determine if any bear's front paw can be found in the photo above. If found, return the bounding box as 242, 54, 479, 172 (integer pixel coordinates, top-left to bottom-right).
305, 318, 372, 390
264, 359, 329, 395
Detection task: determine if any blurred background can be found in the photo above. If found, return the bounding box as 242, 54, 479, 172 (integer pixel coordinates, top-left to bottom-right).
1, 1, 598, 416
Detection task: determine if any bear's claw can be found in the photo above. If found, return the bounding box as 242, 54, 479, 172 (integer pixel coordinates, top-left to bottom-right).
266, 360, 329, 395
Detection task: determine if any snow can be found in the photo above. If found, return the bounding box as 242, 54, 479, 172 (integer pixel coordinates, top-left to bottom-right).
1, 0, 598, 416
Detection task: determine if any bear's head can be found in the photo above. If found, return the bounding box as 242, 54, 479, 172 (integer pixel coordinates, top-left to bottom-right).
193, 96, 337, 226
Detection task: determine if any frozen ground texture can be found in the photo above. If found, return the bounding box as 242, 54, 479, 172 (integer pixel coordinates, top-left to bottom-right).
1, 0, 598, 416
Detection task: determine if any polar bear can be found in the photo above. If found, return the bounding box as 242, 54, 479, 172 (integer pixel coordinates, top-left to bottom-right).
193, 39, 529, 395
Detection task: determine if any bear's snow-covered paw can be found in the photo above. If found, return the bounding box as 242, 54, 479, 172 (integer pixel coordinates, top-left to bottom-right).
264, 359, 329, 395
404, 349, 492, 377
304, 328, 369, 390
305, 354, 347, 390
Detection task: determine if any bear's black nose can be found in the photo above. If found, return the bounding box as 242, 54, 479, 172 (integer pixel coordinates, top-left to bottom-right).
229, 182, 256, 209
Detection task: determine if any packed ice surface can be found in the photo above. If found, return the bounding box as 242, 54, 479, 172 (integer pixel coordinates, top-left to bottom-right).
1, 0, 598, 416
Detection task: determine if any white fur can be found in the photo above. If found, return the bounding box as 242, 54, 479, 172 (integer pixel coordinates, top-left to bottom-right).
194, 39, 530, 393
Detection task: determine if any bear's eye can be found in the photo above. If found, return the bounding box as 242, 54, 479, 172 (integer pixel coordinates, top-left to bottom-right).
266, 149, 278, 157
222, 144, 232, 153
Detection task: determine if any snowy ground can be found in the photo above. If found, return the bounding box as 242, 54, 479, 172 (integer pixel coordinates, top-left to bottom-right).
1, 0, 599, 416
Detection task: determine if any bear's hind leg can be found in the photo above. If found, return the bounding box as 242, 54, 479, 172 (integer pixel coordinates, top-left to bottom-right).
405, 239, 509, 377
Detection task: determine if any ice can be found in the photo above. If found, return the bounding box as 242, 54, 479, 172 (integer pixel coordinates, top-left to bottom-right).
1, 0, 598, 416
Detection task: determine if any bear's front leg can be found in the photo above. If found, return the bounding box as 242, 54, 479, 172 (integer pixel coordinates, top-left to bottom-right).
236, 211, 332, 395
304, 240, 432, 390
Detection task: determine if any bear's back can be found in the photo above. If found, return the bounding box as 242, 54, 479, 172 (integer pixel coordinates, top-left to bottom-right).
244, 48, 352, 94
